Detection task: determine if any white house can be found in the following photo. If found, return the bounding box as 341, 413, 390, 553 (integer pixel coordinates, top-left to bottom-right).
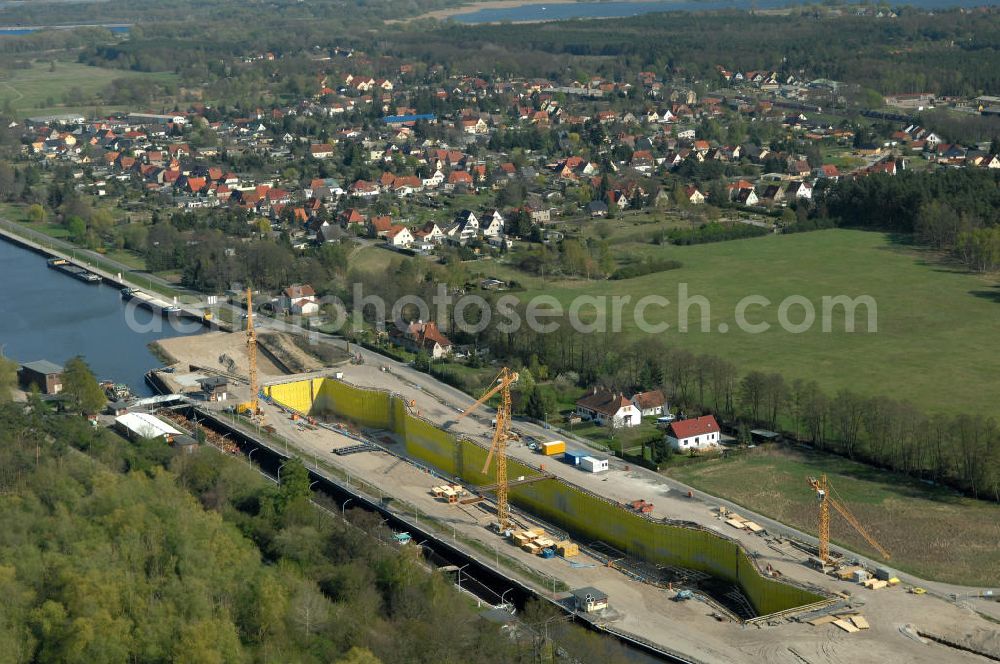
281, 284, 319, 315
446, 210, 479, 244
575, 388, 642, 428
666, 415, 721, 451
630, 390, 667, 417
786, 181, 813, 200
481, 210, 505, 237
386, 225, 414, 248
422, 169, 445, 188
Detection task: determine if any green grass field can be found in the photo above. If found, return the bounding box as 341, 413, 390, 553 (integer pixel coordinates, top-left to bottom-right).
667, 446, 1000, 586
513, 229, 1000, 415
0, 61, 175, 114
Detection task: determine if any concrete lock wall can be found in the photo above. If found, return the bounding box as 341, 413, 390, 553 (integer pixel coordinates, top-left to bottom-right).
266, 378, 825, 616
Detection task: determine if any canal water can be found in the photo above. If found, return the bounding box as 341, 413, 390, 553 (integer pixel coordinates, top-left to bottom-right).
0, 239, 200, 395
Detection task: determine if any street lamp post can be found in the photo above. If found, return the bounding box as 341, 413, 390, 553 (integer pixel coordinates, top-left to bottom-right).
457, 563, 470, 592
248, 448, 258, 468
341, 498, 353, 517
500, 588, 513, 610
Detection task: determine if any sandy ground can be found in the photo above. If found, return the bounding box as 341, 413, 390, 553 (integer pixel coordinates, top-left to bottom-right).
157, 331, 284, 379
207, 365, 999, 664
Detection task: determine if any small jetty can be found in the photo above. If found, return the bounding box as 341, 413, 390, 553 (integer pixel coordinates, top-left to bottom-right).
46, 257, 101, 283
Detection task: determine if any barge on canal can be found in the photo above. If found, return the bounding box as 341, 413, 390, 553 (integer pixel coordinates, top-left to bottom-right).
121, 287, 182, 314
46, 257, 101, 283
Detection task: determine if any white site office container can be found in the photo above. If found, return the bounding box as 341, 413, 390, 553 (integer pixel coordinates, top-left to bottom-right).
579, 456, 609, 473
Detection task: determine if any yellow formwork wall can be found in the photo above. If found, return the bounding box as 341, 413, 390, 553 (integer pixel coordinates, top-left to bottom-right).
270, 378, 825, 616
265, 378, 320, 414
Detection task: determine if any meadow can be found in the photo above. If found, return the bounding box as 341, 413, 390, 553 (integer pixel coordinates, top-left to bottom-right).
667, 446, 1000, 587
510, 229, 1000, 415
0, 60, 175, 114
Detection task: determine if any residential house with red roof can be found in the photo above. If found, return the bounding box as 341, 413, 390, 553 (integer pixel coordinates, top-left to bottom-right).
666, 415, 721, 451
391, 320, 453, 358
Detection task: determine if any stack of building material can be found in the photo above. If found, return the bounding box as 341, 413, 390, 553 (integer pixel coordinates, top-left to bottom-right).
833, 619, 860, 633
725, 515, 748, 529
836, 566, 864, 581
430, 484, 466, 502
629, 500, 655, 514
512, 528, 573, 558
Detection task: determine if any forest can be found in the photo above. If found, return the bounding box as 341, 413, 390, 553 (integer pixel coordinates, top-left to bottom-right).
0, 393, 640, 664
390, 9, 1000, 96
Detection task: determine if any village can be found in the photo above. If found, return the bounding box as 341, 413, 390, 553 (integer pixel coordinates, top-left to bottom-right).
15, 51, 1000, 265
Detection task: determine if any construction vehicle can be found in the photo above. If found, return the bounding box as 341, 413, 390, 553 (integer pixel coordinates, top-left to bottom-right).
807, 474, 890, 564
457, 367, 519, 534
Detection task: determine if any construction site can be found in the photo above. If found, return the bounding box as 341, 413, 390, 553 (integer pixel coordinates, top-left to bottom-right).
151, 325, 1000, 664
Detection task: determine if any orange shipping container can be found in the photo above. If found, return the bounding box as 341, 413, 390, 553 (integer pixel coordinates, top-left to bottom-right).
541, 440, 566, 456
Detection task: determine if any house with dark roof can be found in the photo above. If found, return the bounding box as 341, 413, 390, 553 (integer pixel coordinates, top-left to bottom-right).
630, 390, 667, 417
19, 360, 64, 395
575, 388, 641, 428
666, 415, 721, 451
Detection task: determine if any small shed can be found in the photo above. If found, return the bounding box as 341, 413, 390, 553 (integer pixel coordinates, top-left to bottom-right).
198, 376, 229, 402
107, 400, 130, 416
750, 429, 782, 444
19, 360, 64, 395
571, 587, 609, 613
171, 434, 200, 454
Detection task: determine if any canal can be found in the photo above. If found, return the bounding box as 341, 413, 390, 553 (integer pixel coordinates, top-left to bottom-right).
0, 238, 201, 395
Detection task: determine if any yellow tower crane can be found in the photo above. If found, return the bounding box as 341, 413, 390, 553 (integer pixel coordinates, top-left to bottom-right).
245, 288, 262, 422
457, 367, 519, 533
807, 474, 890, 563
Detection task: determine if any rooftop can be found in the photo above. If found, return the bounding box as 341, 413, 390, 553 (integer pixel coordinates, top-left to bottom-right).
21, 360, 64, 375
115, 412, 181, 439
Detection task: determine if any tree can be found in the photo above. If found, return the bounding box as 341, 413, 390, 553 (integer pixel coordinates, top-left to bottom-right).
524, 386, 555, 422
412, 351, 430, 372
0, 357, 16, 402
27, 203, 45, 224
61, 356, 105, 414
276, 457, 311, 514
66, 216, 87, 244
336, 647, 382, 664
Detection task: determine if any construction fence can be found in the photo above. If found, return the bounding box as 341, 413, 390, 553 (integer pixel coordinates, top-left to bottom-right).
266, 378, 826, 617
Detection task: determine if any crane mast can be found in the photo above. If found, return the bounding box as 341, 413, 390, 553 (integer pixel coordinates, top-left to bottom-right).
458, 367, 519, 533
246, 288, 260, 420
808, 474, 890, 562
